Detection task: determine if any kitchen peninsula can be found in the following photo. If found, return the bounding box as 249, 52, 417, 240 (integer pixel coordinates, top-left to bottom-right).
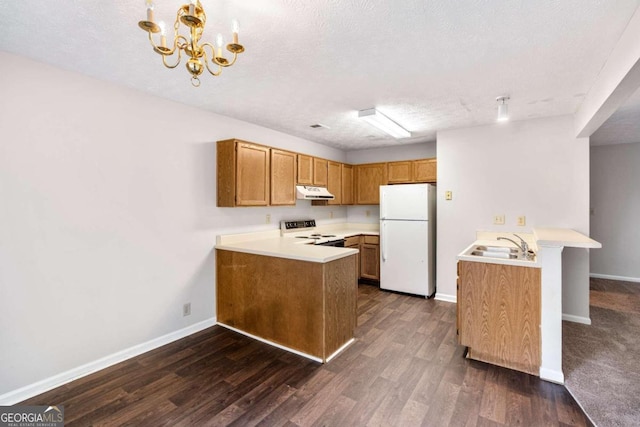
457, 228, 601, 383
215, 223, 377, 362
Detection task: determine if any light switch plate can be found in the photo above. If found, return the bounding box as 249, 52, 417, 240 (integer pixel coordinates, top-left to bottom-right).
445, 191, 453, 201
493, 214, 505, 225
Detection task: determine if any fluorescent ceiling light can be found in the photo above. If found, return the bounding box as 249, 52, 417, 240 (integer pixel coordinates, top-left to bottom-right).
496, 96, 510, 122
358, 108, 411, 138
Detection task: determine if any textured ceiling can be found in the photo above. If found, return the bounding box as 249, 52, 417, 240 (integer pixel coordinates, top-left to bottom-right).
591, 86, 640, 145
1, 0, 639, 150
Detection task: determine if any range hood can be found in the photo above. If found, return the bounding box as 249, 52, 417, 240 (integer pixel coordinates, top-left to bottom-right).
296, 185, 335, 200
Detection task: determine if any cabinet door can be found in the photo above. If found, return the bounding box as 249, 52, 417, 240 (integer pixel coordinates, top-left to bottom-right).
313, 158, 328, 186
360, 243, 380, 280
341, 164, 354, 205
297, 154, 313, 185
327, 161, 342, 205
413, 158, 437, 182
270, 149, 297, 206
387, 161, 413, 183
458, 261, 541, 375
236, 142, 270, 206
355, 163, 388, 205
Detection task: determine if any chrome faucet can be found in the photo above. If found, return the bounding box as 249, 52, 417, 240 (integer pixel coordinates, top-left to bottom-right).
497, 233, 529, 253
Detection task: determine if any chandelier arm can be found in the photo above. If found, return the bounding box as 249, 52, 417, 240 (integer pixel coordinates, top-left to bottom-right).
222, 52, 239, 68
162, 48, 182, 69
146, 31, 177, 56
201, 46, 222, 76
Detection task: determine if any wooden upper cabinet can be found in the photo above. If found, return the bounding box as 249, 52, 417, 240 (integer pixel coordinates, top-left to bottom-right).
270, 149, 297, 206
217, 139, 270, 207
297, 154, 313, 185
327, 161, 342, 205
341, 164, 354, 205
355, 163, 388, 205
313, 158, 328, 186
413, 158, 437, 182
387, 161, 413, 183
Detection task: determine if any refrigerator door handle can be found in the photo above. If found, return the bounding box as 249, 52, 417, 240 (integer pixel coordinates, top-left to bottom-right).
381, 222, 387, 262
380, 190, 386, 220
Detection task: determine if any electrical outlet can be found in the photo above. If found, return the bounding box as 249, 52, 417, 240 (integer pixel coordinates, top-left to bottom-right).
183, 303, 191, 317
493, 214, 505, 225
517, 216, 526, 226
366, 210, 371, 217
445, 191, 453, 201
266, 214, 271, 224
330, 211, 334, 219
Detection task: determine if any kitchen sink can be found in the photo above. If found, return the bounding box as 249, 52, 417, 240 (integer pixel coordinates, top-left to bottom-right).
470, 250, 519, 259
475, 245, 519, 254
468, 245, 535, 261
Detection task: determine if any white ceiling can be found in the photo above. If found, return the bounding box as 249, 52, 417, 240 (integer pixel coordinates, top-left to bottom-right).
1, 1, 639, 150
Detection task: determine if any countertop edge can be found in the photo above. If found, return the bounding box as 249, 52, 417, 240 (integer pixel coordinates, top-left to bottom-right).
215, 245, 359, 263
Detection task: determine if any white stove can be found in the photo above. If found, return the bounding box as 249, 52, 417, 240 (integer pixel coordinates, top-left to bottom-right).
281, 220, 345, 247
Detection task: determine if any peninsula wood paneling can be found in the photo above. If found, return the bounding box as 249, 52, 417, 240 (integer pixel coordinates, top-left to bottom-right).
216, 249, 357, 360
323, 255, 358, 355
458, 261, 541, 375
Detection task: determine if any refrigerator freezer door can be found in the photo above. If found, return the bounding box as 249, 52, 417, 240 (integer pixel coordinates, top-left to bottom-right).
380, 184, 430, 220
380, 219, 433, 297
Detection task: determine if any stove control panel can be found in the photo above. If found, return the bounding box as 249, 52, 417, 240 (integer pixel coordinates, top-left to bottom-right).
281, 219, 316, 231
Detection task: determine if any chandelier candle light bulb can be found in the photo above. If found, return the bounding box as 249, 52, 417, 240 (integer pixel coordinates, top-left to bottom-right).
216, 33, 224, 58
145, 0, 154, 22
232, 19, 240, 44
158, 21, 166, 48
189, 0, 196, 16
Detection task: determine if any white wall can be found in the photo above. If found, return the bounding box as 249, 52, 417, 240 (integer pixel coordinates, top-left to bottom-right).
590, 142, 640, 281
0, 52, 347, 397
436, 116, 591, 320
345, 141, 436, 164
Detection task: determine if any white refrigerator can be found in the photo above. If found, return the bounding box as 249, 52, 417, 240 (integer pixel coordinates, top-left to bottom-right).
379, 183, 435, 297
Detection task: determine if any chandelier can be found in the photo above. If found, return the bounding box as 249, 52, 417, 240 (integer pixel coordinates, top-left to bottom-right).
138, 0, 245, 87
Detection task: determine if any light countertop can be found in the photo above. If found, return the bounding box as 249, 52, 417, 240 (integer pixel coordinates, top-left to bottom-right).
457, 228, 601, 267
533, 227, 602, 248
215, 225, 378, 263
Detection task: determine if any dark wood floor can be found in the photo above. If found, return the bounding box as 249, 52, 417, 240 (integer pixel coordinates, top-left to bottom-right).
22, 284, 591, 426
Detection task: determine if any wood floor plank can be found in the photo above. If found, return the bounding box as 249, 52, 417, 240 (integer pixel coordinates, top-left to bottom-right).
19, 284, 591, 426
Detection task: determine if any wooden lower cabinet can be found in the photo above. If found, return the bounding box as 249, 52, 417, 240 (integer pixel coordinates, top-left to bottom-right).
345, 235, 361, 279
457, 260, 541, 375
360, 235, 380, 281
216, 250, 357, 361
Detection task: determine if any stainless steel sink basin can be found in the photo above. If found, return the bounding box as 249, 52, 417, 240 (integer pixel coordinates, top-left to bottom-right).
468, 245, 536, 261
470, 250, 519, 259
475, 245, 519, 254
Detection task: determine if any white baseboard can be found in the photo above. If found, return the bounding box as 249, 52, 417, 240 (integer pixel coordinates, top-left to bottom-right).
0, 317, 217, 405
590, 273, 640, 283
562, 314, 591, 325
539, 367, 564, 384
434, 293, 456, 303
